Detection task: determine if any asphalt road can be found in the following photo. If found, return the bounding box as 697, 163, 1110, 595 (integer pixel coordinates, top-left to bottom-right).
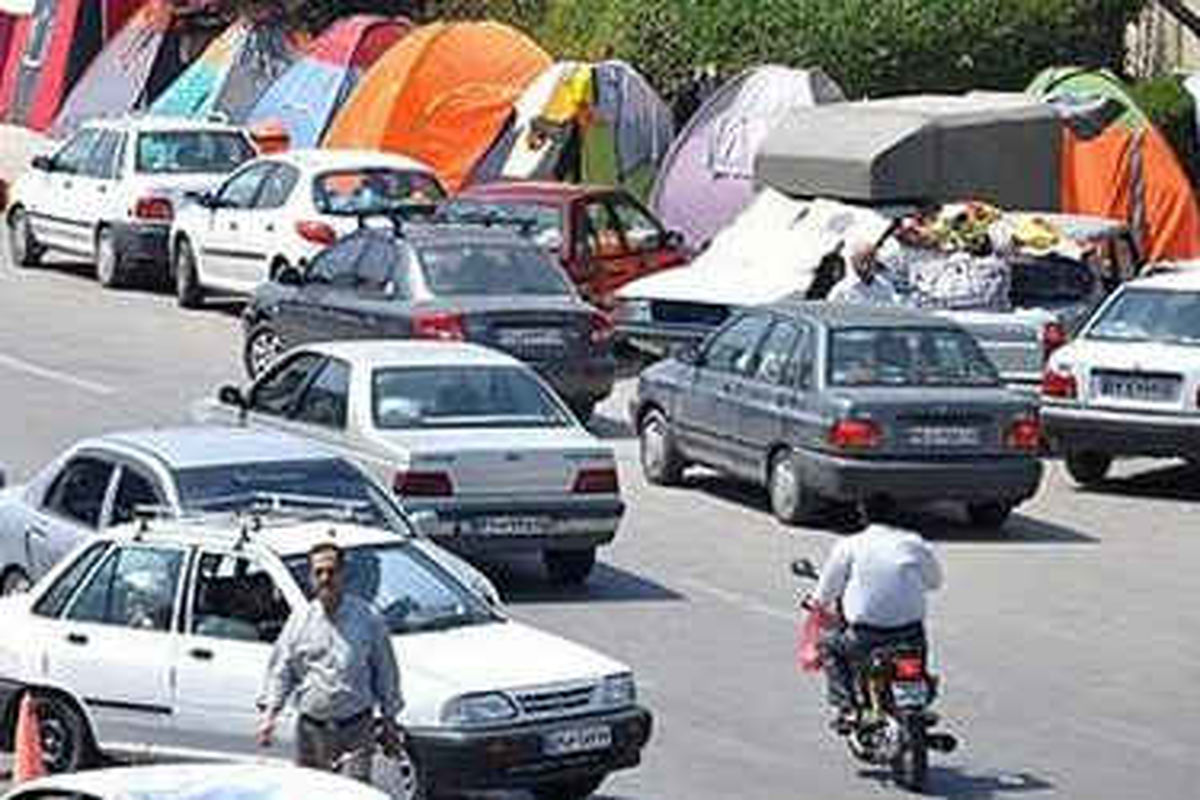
0, 248, 1197, 800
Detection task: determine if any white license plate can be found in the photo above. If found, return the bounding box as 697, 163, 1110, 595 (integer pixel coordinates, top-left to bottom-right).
1098, 374, 1178, 401
543, 724, 612, 756
906, 426, 980, 447
891, 680, 929, 708
471, 515, 549, 535
498, 328, 565, 348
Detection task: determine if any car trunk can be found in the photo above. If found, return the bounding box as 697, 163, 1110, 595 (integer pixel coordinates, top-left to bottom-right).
1077, 341, 1197, 414
421, 296, 597, 365
937, 309, 1052, 384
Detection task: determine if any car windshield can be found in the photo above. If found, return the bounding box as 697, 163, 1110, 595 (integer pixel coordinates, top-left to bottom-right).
417, 242, 571, 297
373, 365, 570, 429
1009, 256, 1097, 305
173, 459, 408, 530
136, 131, 255, 174
286, 542, 498, 634
314, 168, 446, 216
829, 327, 1001, 387
1086, 287, 1200, 345
439, 200, 564, 249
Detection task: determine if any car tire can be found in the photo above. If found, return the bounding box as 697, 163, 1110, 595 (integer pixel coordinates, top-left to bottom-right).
374, 740, 428, 800
33, 692, 94, 774
568, 398, 596, 424
8, 207, 42, 267
639, 409, 685, 485
532, 776, 605, 800
95, 227, 126, 288
174, 236, 203, 308
1064, 450, 1112, 486
768, 449, 816, 525
244, 322, 286, 379
543, 548, 596, 585
966, 501, 1013, 529
0, 566, 31, 596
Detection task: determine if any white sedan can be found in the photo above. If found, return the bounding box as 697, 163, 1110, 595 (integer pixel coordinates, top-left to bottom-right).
170, 149, 445, 307
194, 340, 624, 584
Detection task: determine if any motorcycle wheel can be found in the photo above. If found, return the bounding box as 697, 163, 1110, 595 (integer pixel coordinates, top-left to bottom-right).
893, 715, 928, 793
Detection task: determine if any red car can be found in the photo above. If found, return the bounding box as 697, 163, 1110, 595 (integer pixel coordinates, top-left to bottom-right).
446, 181, 690, 306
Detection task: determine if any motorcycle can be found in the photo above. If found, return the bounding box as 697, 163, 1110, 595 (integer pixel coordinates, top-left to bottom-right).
791, 558, 957, 792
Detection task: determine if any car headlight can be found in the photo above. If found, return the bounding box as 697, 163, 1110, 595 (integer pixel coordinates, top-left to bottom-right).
613, 298, 651, 324
441, 692, 519, 726
598, 673, 636, 709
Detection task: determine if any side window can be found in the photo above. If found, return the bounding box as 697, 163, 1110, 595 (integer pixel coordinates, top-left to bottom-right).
52, 129, 100, 175
217, 163, 274, 209
785, 324, 815, 388
292, 358, 350, 429
249, 353, 326, 416
583, 201, 627, 258
66, 546, 185, 632
255, 164, 300, 210
82, 131, 121, 179
308, 235, 367, 287
608, 195, 662, 252
703, 314, 772, 376
191, 552, 291, 643
754, 320, 802, 386
42, 456, 116, 528
109, 466, 164, 527
33, 542, 110, 619
357, 236, 406, 297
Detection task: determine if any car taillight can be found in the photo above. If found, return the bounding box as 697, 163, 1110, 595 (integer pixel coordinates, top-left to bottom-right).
1006, 417, 1041, 451
1041, 368, 1077, 399
589, 311, 614, 345
295, 220, 338, 246
133, 196, 173, 222
394, 471, 453, 497
828, 419, 882, 450
1042, 321, 1068, 362
893, 656, 925, 681
573, 467, 619, 494
412, 311, 466, 341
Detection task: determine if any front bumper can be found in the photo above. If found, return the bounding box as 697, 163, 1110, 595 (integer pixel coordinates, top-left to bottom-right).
409, 706, 652, 794
797, 449, 1044, 503
1042, 404, 1200, 458
0, 677, 26, 751
407, 497, 624, 554
110, 221, 170, 268
531, 354, 616, 406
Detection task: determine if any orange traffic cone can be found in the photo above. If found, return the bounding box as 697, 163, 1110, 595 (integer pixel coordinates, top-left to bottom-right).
13, 693, 45, 783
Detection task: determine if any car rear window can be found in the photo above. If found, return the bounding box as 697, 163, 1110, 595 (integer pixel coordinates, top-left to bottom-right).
417, 243, 571, 297
136, 130, 255, 174
1086, 287, 1200, 345
314, 168, 446, 216
373, 365, 570, 429
1009, 256, 1096, 304
829, 327, 1000, 387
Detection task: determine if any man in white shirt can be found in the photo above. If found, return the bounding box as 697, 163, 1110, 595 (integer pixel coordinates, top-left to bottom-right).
826, 235, 900, 306
813, 520, 943, 729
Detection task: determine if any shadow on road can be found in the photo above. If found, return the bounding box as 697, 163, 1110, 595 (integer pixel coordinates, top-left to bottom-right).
853, 766, 1055, 798
1077, 460, 1200, 503
35, 257, 246, 317
478, 557, 685, 605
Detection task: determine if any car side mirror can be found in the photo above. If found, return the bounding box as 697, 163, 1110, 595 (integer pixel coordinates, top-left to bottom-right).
218, 384, 247, 409
790, 558, 818, 580
31, 154, 55, 172
185, 190, 216, 209
671, 342, 702, 366
275, 265, 305, 286
0, 466, 6, 489
663, 230, 685, 250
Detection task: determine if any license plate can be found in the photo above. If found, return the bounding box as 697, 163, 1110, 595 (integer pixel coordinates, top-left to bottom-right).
471, 515, 549, 535
1097, 373, 1179, 402
543, 724, 612, 756
891, 680, 929, 708
906, 426, 980, 447
498, 328, 565, 348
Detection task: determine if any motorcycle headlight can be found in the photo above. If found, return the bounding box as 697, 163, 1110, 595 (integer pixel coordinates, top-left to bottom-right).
599, 673, 637, 709
613, 298, 651, 324
441, 692, 518, 726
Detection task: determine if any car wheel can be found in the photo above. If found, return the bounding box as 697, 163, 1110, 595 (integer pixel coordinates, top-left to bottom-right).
174, 236, 203, 308
95, 227, 125, 288
8, 207, 42, 267
374, 740, 427, 800
34, 692, 94, 774
1064, 450, 1112, 486
532, 776, 605, 800
569, 398, 596, 424
244, 322, 285, 379
768, 449, 816, 525
639, 409, 684, 485
543, 548, 596, 585
966, 501, 1013, 529
0, 566, 31, 596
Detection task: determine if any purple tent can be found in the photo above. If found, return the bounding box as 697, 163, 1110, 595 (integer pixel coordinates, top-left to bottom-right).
648, 65, 844, 248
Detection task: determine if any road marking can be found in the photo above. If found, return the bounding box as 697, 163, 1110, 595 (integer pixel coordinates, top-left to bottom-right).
0, 352, 116, 396
676, 577, 795, 622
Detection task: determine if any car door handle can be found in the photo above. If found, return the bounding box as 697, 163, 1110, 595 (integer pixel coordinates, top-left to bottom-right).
66, 633, 88, 646
229, 222, 239, 231
264, 223, 275, 232
97, 185, 107, 194
189, 647, 214, 661
26, 526, 46, 539
722, 382, 735, 393
62, 181, 73, 190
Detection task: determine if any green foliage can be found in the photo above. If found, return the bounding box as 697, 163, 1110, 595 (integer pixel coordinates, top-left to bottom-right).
1130, 75, 1200, 186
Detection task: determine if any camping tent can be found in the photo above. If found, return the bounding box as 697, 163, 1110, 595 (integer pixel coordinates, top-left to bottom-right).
1027, 67, 1200, 262
472, 59, 674, 200
0, 0, 141, 130
648, 65, 845, 248
150, 15, 303, 123
50, 0, 184, 136
323, 21, 551, 192
246, 14, 410, 149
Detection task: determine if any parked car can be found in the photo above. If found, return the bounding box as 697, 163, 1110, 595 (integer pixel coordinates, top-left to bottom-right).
1, 764, 389, 800
241, 222, 616, 420
0, 518, 652, 799
6, 115, 257, 288
1042, 264, 1200, 485
171, 148, 445, 307
195, 340, 624, 584
631, 302, 1044, 528
443, 181, 689, 306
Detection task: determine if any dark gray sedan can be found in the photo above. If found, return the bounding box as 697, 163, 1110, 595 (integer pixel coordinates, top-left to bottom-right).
630, 302, 1044, 528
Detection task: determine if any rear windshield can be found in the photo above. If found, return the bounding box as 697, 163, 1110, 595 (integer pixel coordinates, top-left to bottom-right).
1086, 287, 1200, 345
373, 366, 570, 429
439, 199, 564, 249
314, 168, 446, 216
1010, 257, 1097, 304
136, 131, 255, 174
829, 327, 1000, 387
417, 243, 571, 297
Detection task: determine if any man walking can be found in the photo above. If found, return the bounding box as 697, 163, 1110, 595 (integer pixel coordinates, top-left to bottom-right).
258, 540, 403, 781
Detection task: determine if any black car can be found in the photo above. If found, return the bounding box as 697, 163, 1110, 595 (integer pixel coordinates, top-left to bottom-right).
631, 302, 1044, 528
241, 223, 616, 420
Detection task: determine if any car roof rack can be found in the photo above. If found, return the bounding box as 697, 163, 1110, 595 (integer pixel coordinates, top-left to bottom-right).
353, 203, 440, 237
428, 208, 540, 238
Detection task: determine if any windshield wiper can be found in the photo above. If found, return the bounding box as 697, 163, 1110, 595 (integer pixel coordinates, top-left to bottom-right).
402, 613, 495, 633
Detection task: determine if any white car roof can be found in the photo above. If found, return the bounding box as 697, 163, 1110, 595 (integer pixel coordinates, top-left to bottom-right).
5, 763, 389, 799
273, 147, 437, 176
306, 339, 526, 369
1126, 265, 1200, 291
82, 114, 251, 136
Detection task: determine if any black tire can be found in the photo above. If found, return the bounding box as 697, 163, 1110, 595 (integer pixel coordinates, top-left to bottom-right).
768, 449, 817, 525
0, 566, 31, 596
568, 398, 596, 424
174, 236, 203, 308
1064, 450, 1112, 486
33, 692, 94, 774
639, 408, 685, 485
532, 776, 605, 800
893, 716, 928, 793
243, 322, 286, 379
95, 227, 125, 288
543, 548, 596, 585
8, 207, 42, 267
966, 501, 1013, 529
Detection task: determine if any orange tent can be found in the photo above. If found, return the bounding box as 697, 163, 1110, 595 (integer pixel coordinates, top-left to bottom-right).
323, 21, 551, 192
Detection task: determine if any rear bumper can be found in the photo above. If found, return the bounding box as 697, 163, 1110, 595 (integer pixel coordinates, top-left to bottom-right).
406, 497, 624, 553
1042, 405, 1200, 458
797, 450, 1044, 503
110, 221, 170, 267
409, 706, 652, 794
0, 677, 25, 751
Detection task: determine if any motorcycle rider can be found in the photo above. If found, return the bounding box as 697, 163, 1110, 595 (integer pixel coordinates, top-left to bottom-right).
813, 509, 943, 732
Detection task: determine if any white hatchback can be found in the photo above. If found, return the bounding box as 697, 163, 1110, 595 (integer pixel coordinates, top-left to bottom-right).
169, 149, 445, 308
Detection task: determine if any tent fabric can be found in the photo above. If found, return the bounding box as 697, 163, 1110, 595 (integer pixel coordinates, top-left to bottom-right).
151, 16, 303, 123
247, 15, 410, 149
50, 0, 181, 136
649, 65, 845, 248
323, 21, 551, 193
